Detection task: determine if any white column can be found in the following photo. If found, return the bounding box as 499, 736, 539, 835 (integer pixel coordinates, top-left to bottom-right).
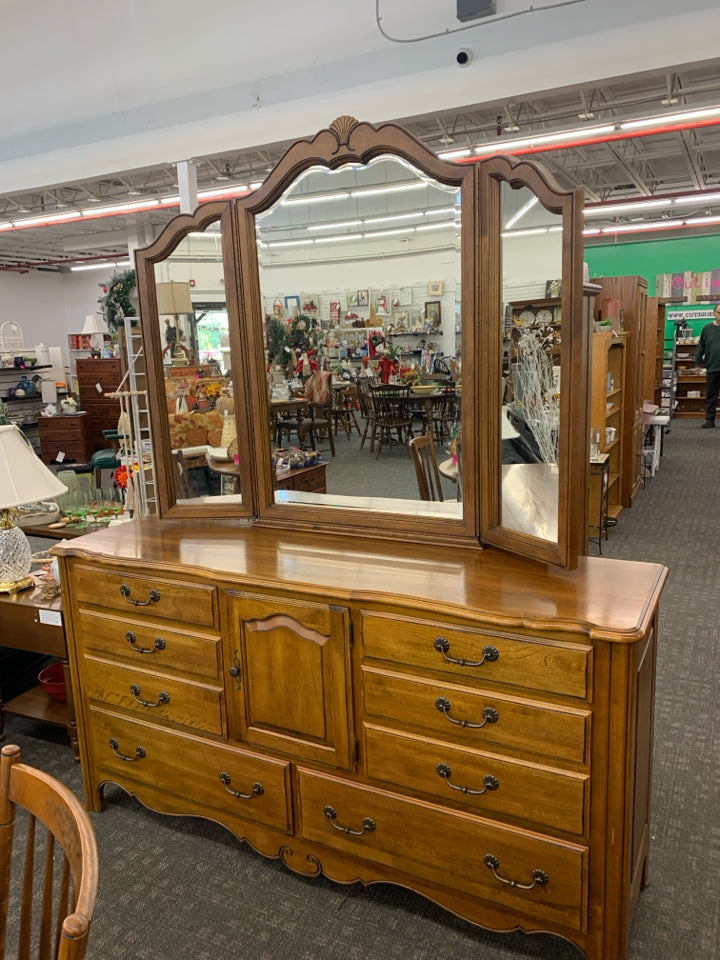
177, 160, 198, 214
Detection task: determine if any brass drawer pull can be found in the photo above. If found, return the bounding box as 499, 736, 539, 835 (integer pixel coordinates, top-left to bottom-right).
219, 772, 264, 799
129, 683, 170, 708
435, 696, 499, 729
108, 737, 146, 762
126, 630, 166, 654
434, 637, 500, 668
483, 853, 549, 890
324, 805, 376, 837
120, 583, 161, 607
228, 650, 243, 690
436, 762, 499, 796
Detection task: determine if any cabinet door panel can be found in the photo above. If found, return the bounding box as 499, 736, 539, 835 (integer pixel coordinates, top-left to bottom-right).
227, 592, 353, 769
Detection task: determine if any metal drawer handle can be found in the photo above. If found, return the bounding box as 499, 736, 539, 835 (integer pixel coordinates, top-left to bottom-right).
108, 737, 146, 762
435, 696, 499, 729
483, 854, 549, 890
434, 637, 500, 668
126, 631, 166, 654
219, 772, 264, 799
436, 763, 499, 796
120, 583, 161, 607
129, 683, 170, 708
324, 805, 376, 837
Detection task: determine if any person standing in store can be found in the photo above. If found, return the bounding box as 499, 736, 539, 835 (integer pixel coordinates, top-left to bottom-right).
695, 304, 720, 427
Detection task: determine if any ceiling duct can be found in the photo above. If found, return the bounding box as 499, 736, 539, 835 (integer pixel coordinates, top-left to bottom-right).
457, 0, 496, 22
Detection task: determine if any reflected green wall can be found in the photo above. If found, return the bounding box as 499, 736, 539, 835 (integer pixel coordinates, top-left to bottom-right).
585, 235, 720, 295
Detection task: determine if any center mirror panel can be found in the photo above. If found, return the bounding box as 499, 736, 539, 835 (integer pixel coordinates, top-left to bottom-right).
240, 127, 477, 541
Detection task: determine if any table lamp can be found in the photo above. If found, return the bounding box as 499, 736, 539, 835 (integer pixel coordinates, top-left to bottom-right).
81, 313, 108, 336
156, 282, 194, 364
0, 425, 68, 593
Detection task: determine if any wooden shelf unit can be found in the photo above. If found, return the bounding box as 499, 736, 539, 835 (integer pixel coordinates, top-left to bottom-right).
643, 298, 668, 408
591, 332, 628, 519
674, 339, 710, 418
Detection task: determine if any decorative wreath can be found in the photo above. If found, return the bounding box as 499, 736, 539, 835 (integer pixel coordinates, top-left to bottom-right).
99, 268, 138, 333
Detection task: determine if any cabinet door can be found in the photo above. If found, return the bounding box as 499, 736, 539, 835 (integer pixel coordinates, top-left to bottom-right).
225, 592, 354, 769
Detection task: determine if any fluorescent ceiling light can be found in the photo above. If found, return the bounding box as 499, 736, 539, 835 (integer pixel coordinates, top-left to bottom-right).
362, 212, 421, 226
415, 221, 456, 232
307, 220, 362, 232
611, 219, 685, 233
582, 228, 602, 236
362, 227, 415, 238
282, 191, 350, 206
504, 195, 539, 229
80, 199, 160, 216
70, 259, 132, 272
314, 235, 359, 244
674, 191, 720, 206
620, 106, 720, 130
269, 239, 314, 247
475, 124, 615, 154
350, 183, 427, 198
13, 211, 82, 226
160, 196, 181, 205
683, 215, 720, 226
585, 198, 670, 217
196, 185, 248, 199
437, 148, 472, 160
501, 227, 550, 238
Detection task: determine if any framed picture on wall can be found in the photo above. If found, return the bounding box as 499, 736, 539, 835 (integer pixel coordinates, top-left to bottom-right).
284, 295, 300, 317
301, 294, 319, 315
428, 280, 444, 296
425, 301, 441, 328
545, 279, 562, 298
357, 289, 369, 307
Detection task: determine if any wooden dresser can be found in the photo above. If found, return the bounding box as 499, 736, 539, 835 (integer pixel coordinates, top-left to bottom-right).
38, 412, 92, 465
56, 518, 666, 960
75, 358, 122, 453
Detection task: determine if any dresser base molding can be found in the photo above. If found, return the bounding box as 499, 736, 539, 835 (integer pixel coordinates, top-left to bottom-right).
55, 519, 666, 960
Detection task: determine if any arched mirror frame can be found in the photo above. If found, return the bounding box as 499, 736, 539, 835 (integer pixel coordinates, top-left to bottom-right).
478, 155, 588, 569
234, 116, 480, 546
135, 201, 256, 520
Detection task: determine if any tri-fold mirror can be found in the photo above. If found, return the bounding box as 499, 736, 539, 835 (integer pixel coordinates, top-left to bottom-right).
136, 117, 588, 568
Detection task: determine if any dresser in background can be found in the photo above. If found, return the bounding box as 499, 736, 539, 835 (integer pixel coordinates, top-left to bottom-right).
75, 358, 122, 453
38, 412, 92, 465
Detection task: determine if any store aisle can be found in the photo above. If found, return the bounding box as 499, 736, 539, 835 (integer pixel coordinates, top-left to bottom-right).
6, 418, 719, 960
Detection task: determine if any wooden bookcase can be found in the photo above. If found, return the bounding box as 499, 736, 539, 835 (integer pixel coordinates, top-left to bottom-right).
674, 336, 706, 417
643, 297, 668, 408
591, 332, 628, 520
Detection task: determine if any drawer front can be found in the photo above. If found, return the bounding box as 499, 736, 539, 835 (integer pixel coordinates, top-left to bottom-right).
84, 656, 225, 735
362, 613, 592, 700
89, 709, 292, 833
363, 667, 590, 765
364, 724, 588, 837
291, 467, 326, 493
77, 609, 221, 682
38, 418, 87, 441
298, 768, 587, 933
71, 564, 217, 628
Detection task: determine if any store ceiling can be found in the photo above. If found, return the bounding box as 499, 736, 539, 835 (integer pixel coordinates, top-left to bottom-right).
2, 59, 720, 273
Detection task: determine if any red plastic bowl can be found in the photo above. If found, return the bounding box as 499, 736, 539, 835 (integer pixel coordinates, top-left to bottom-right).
38, 662, 66, 703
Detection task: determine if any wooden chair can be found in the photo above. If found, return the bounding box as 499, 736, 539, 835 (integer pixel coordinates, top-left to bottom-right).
409, 433, 444, 501
431, 387, 459, 443
370, 384, 414, 459
355, 378, 376, 451
0, 744, 98, 960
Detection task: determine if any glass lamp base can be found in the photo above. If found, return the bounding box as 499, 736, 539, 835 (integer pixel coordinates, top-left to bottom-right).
0, 516, 33, 592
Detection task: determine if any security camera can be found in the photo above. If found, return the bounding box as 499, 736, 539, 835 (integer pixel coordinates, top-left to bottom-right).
456, 48, 473, 67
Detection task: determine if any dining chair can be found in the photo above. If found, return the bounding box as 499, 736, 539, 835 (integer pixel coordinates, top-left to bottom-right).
0, 744, 99, 960
371, 384, 414, 459
409, 432, 444, 501
431, 387, 459, 443
355, 378, 377, 451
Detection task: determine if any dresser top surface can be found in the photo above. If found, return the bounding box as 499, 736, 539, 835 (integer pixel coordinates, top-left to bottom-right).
54, 517, 667, 641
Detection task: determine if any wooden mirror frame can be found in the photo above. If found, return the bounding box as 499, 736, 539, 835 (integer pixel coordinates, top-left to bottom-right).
136, 201, 256, 520
135, 118, 589, 567
478, 155, 588, 569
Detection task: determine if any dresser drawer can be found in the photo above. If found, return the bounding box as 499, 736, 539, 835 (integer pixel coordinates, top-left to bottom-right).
362, 613, 592, 700
38, 417, 87, 441
298, 768, 587, 933
363, 667, 590, 765
77, 609, 221, 682
89, 709, 292, 833
84, 657, 225, 735
71, 564, 217, 627
364, 724, 588, 837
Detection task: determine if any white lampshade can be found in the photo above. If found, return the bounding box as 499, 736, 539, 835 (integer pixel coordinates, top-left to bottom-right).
0, 425, 68, 508
81, 313, 108, 335
156, 281, 193, 315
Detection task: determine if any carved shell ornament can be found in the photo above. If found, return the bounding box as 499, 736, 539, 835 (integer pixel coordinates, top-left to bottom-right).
329, 115, 361, 150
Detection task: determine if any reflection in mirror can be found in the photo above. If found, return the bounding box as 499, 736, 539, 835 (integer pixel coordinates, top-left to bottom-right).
500, 182, 562, 544
255, 155, 463, 519
153, 222, 242, 506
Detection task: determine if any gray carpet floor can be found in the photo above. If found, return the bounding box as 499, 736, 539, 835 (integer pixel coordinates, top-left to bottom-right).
5, 417, 719, 960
